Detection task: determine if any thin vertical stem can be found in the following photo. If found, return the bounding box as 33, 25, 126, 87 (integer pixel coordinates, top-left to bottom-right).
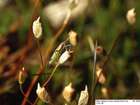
36, 39, 44, 68
91, 41, 97, 105
88, 37, 97, 105
92, 33, 123, 98
131, 24, 136, 55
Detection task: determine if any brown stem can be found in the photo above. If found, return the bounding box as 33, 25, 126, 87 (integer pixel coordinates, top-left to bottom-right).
92, 32, 122, 99
102, 33, 122, 68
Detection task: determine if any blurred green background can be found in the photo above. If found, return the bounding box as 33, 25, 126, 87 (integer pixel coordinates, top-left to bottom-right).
0, 0, 140, 105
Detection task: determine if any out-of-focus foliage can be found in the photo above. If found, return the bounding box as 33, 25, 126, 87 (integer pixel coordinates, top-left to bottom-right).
0, 0, 140, 105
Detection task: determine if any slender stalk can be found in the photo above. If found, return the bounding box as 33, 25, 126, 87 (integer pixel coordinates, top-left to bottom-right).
20, 85, 33, 105
91, 41, 97, 105
131, 24, 136, 55
92, 32, 123, 97
88, 37, 97, 105
36, 39, 44, 68
88, 36, 95, 53
102, 33, 121, 68
43, 63, 59, 87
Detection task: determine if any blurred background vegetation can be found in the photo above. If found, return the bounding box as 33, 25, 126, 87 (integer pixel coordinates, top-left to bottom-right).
0, 0, 140, 105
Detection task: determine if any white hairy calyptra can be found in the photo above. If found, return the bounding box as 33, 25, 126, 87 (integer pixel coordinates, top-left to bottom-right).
126, 8, 136, 25
33, 17, 42, 38
58, 50, 70, 64
36, 83, 48, 103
